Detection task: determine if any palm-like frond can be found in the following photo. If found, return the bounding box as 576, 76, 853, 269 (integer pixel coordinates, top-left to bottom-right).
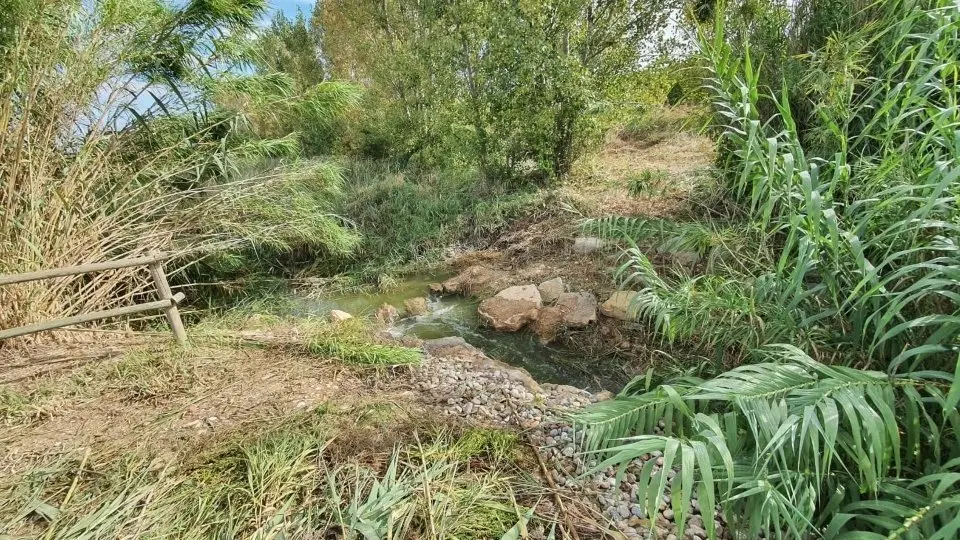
575, 347, 960, 538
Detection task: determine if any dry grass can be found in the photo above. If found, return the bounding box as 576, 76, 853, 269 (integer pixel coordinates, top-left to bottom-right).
0, 313, 565, 539
0, 2, 353, 343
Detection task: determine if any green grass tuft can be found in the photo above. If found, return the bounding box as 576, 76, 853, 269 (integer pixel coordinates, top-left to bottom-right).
307, 340, 421, 366
626, 169, 668, 197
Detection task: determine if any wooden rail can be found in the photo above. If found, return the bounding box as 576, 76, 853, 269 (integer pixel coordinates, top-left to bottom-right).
0, 253, 189, 345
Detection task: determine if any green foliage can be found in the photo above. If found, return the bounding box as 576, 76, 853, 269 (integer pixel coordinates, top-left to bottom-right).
322, 160, 541, 277
253, 10, 347, 155
579, 1, 960, 537
576, 347, 960, 538
0, 0, 360, 327
627, 170, 669, 197
447, 428, 523, 464
306, 318, 422, 366
0, 388, 36, 425
319, 0, 675, 182
0, 421, 528, 538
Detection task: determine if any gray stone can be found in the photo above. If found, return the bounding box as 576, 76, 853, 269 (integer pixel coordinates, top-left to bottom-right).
477, 284, 542, 332
556, 291, 598, 327
599, 291, 640, 321
422, 337, 478, 356
537, 277, 564, 304
662, 249, 700, 268
573, 236, 605, 254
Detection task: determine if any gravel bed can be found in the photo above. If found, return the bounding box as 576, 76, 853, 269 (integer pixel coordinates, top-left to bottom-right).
411, 339, 728, 539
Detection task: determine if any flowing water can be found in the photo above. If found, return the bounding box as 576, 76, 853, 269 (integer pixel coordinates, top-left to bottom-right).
291, 275, 623, 391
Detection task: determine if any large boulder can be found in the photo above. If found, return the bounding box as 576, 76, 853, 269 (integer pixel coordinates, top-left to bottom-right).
537, 277, 564, 304
404, 297, 429, 316
422, 336, 479, 356
477, 284, 542, 332
599, 291, 640, 321
531, 305, 563, 343
375, 303, 400, 324
556, 291, 598, 327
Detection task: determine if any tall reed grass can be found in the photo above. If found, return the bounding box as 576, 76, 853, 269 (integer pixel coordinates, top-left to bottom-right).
0, 0, 357, 338
577, 0, 960, 537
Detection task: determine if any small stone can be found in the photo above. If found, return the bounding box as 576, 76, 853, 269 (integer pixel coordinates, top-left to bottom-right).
329, 309, 352, 322
663, 508, 675, 521
428, 283, 444, 295
656, 456, 665, 466
600, 291, 640, 320
556, 291, 598, 327
592, 390, 615, 402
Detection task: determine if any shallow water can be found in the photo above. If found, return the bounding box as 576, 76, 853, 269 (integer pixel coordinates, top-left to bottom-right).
291, 276, 620, 391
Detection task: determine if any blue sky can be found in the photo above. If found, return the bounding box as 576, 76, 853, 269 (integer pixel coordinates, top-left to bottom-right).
267, 0, 315, 20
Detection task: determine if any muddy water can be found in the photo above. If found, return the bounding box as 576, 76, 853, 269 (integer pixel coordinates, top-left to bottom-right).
292, 276, 621, 391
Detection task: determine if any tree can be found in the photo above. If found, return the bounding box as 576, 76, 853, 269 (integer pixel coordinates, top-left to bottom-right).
317, 0, 678, 182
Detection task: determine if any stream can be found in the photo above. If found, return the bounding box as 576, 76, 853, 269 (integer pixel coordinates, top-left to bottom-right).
291, 275, 624, 392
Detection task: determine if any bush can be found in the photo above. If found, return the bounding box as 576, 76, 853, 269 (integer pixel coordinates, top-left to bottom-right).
318, 160, 540, 278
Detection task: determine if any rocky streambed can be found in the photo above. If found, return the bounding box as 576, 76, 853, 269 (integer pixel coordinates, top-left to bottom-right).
411, 337, 727, 540
302, 252, 722, 538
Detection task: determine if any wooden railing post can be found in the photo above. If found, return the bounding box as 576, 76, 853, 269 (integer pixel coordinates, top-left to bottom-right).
147, 254, 188, 347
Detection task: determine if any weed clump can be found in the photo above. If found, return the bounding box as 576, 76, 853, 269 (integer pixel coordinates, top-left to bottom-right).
306, 318, 422, 366
626, 169, 668, 197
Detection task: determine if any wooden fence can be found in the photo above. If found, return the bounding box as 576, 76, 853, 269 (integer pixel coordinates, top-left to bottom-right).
0, 253, 188, 345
